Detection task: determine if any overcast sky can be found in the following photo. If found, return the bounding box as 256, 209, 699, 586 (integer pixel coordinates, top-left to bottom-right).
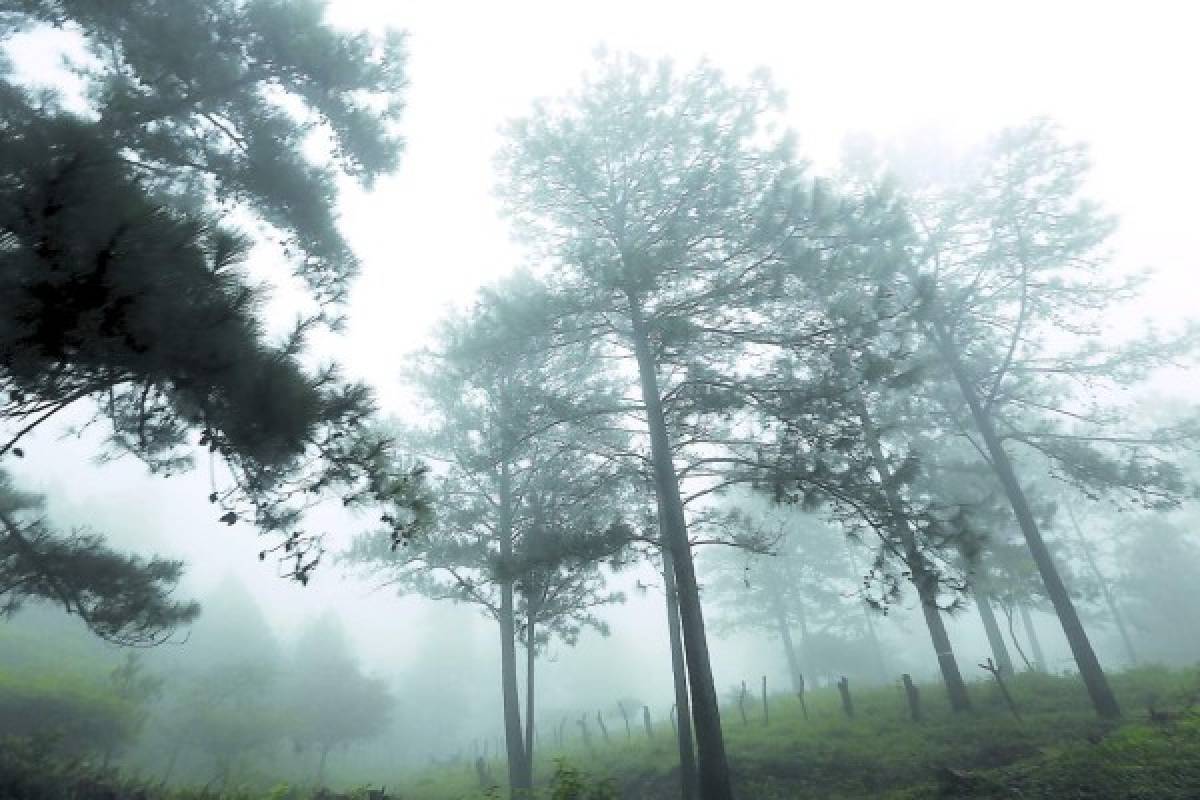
326, 0, 1200, 412
9, 0, 1200, 726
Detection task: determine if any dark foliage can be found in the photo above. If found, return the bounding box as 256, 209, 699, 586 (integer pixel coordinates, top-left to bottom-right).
0, 1, 426, 581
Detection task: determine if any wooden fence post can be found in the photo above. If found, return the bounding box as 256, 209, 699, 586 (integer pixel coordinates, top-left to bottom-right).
901, 673, 922, 722
797, 673, 809, 720
837, 676, 855, 718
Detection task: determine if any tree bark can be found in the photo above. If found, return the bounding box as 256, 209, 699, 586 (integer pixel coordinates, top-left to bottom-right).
316, 743, 330, 788
630, 298, 732, 800
662, 544, 700, 800
930, 319, 1121, 718
524, 617, 536, 780
858, 399, 972, 711
498, 463, 531, 792
976, 583, 1015, 677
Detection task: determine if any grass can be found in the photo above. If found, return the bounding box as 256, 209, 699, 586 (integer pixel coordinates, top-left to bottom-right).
394, 665, 1200, 799
2, 666, 1197, 798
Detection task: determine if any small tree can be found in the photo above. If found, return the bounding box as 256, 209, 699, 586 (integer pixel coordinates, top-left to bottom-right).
286, 614, 394, 786
348, 280, 634, 794
700, 497, 871, 692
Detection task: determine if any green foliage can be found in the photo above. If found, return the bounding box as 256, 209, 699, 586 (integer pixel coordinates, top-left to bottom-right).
0, 470, 200, 644
0, 0, 425, 582
0, 669, 139, 757
546, 759, 618, 800
284, 613, 394, 774
394, 668, 1200, 799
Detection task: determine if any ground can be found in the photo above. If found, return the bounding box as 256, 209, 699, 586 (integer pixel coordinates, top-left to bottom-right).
2, 666, 1198, 799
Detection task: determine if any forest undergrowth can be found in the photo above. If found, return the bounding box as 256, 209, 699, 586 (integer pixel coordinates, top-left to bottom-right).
4, 667, 1197, 800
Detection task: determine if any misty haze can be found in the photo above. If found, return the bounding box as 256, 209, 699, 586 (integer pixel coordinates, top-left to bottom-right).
2, 2, 1199, 799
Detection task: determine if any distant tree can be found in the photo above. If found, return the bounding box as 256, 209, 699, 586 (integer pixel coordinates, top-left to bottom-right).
1116, 516, 1200, 664
149, 579, 286, 788
700, 498, 875, 693
285, 614, 393, 786
102, 652, 164, 767
0, 470, 198, 645
0, 0, 425, 580
173, 662, 289, 789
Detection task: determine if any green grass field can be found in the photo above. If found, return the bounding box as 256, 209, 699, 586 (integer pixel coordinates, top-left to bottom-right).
3, 666, 1198, 799
395, 666, 1200, 799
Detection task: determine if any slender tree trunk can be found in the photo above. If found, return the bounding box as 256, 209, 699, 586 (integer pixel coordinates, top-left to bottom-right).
498, 463, 531, 792
525, 618, 536, 780
1020, 603, 1047, 672
930, 319, 1120, 718
316, 744, 330, 788
630, 299, 731, 800
976, 584, 1015, 677
773, 601, 805, 696
1065, 504, 1138, 667
793, 591, 812, 674
663, 545, 700, 800
858, 399, 972, 711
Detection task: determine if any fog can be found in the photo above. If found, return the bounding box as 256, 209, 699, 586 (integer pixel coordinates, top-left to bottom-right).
2, 2, 1199, 798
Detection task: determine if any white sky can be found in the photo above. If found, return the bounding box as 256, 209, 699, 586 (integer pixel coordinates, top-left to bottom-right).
326, 0, 1200, 413
7, 0, 1200, 743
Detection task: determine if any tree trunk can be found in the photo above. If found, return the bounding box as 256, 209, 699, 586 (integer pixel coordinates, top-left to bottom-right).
662, 544, 700, 800
1065, 504, 1138, 667
858, 399, 972, 711
793, 590, 813, 676
1020, 603, 1047, 672
316, 743, 330, 788
976, 584, 1015, 677
630, 298, 731, 800
930, 319, 1121, 718
773, 602, 805, 697
837, 676, 854, 717
901, 673, 922, 721
524, 618, 536, 780
498, 463, 531, 792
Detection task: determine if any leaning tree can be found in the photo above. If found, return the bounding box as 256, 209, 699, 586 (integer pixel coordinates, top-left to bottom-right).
883, 121, 1199, 717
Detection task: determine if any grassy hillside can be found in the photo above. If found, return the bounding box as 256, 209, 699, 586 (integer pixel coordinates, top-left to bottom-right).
2, 666, 1197, 799
397, 666, 1200, 799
